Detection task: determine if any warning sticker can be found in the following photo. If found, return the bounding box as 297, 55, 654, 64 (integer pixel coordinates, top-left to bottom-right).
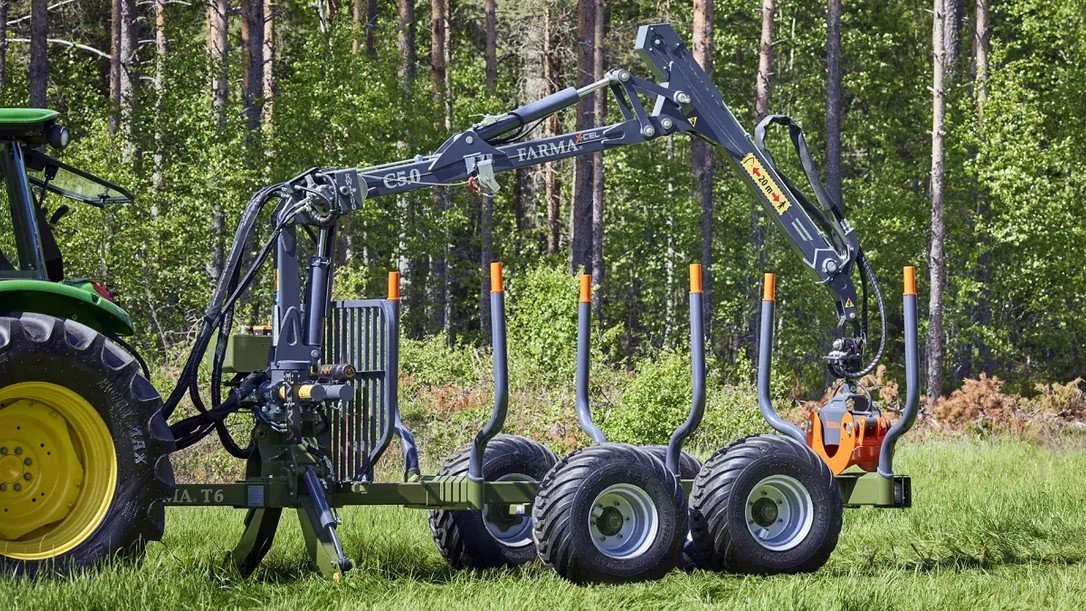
741, 153, 791, 216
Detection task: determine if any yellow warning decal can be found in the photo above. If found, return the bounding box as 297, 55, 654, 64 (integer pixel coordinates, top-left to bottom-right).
741, 153, 791, 215
845, 298, 854, 308
689, 116, 698, 127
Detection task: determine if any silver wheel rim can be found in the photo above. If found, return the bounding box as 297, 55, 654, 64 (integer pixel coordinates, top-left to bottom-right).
744, 474, 814, 551
587, 483, 659, 559
482, 473, 534, 547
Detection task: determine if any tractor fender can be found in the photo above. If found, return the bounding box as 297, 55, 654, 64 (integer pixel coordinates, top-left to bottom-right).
0, 279, 134, 336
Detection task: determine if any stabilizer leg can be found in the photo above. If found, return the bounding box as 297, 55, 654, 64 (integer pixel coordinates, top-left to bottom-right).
298, 467, 352, 580
229, 507, 283, 576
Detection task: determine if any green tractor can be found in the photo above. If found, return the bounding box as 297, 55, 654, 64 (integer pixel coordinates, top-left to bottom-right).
0, 109, 173, 575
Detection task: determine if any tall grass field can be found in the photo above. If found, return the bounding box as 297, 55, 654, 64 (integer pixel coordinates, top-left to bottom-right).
6, 438, 1086, 610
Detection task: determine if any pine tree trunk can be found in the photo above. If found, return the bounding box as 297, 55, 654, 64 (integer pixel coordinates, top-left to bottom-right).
748, 0, 774, 364
543, 7, 561, 256
692, 0, 714, 343
0, 0, 8, 94
480, 0, 498, 340
590, 0, 607, 315
927, 0, 948, 404
571, 0, 596, 275
109, 0, 121, 131
353, 0, 363, 53
152, 0, 167, 190
398, 0, 416, 81
28, 0, 48, 107
208, 0, 229, 126
970, 0, 992, 374
118, 0, 137, 148
430, 0, 451, 335
241, 0, 265, 133
825, 0, 843, 206
944, 0, 961, 75
365, 0, 378, 56
264, 0, 275, 128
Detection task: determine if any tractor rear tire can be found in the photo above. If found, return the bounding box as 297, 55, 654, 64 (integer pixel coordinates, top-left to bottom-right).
532, 443, 686, 583
640, 445, 702, 479
0, 313, 175, 576
429, 435, 556, 569
689, 435, 841, 575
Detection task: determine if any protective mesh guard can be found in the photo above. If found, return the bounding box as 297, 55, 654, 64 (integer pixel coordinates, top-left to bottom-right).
324, 299, 391, 481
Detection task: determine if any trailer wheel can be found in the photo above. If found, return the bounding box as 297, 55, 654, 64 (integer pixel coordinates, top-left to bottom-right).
0, 313, 175, 576
640, 445, 701, 479
689, 434, 841, 574
532, 443, 686, 583
429, 435, 556, 569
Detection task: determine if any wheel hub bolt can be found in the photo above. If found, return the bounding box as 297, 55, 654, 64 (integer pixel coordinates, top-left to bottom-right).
23, 473, 31, 481
23, 458, 30, 466
0, 448, 7, 455
0, 484, 6, 491
13, 483, 21, 491
14, 448, 21, 455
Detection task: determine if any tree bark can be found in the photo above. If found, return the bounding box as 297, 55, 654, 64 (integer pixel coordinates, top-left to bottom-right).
927, 0, 948, 404
543, 6, 561, 256
208, 0, 229, 126
28, 0, 48, 107
241, 0, 265, 133
692, 0, 714, 342
398, 0, 416, 82
480, 0, 498, 339
152, 0, 167, 190
365, 0, 378, 56
109, 0, 121, 131
825, 0, 843, 206
571, 0, 596, 275
430, 0, 451, 335
590, 0, 607, 315
264, 0, 276, 128
944, 0, 962, 75
748, 0, 774, 362
0, 0, 8, 94
118, 0, 137, 146
969, 0, 992, 375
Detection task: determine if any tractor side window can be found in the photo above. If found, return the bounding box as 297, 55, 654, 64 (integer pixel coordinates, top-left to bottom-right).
0, 143, 44, 278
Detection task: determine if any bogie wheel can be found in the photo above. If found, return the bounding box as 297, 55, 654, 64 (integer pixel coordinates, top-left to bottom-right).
429, 435, 556, 569
532, 443, 687, 583
0, 313, 174, 576
689, 434, 841, 575
640, 445, 702, 479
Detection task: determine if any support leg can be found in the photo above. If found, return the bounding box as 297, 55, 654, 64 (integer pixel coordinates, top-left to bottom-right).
229, 507, 282, 576
298, 467, 352, 579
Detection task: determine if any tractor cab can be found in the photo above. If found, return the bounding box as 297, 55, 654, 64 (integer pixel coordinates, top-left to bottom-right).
1, 109, 132, 281
0, 109, 136, 336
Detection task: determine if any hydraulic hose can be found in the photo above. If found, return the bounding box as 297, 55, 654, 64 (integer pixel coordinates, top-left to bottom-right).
835, 253, 888, 380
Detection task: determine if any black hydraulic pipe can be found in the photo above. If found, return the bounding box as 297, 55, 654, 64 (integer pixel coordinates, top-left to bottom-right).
757, 274, 807, 444
468, 263, 511, 481
304, 228, 332, 347
666, 264, 707, 477
575, 274, 607, 444
878, 266, 920, 477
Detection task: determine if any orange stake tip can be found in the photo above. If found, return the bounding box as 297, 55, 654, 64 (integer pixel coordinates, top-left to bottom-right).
579, 274, 592, 303
490, 262, 504, 293
689, 263, 703, 293
763, 273, 776, 302
903, 266, 917, 296
387, 271, 401, 301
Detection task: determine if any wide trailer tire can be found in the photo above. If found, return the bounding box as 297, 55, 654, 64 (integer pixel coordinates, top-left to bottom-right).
0, 313, 175, 576
429, 435, 556, 569
532, 443, 687, 584
689, 435, 841, 575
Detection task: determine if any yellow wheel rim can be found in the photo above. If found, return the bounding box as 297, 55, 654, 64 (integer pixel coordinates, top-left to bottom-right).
0, 382, 117, 561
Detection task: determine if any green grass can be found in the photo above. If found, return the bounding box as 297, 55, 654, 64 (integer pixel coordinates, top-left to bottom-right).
7, 438, 1086, 610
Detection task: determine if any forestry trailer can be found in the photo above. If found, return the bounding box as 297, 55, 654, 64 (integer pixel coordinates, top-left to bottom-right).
0, 24, 917, 583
